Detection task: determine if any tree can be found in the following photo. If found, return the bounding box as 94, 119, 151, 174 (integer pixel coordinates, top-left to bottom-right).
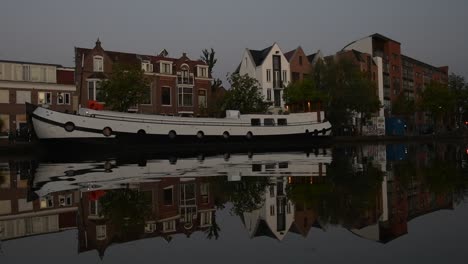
200, 48, 217, 76
318, 58, 381, 133
283, 78, 327, 112
222, 74, 270, 114
449, 73, 468, 127
100, 63, 150, 112
420, 81, 455, 131
99, 188, 152, 239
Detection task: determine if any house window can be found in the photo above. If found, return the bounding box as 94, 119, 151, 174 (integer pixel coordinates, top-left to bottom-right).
273, 55, 281, 70
87, 80, 103, 101
161, 62, 172, 74
93, 56, 104, 72
267, 88, 272, 101
40, 196, 54, 209
57, 92, 71, 105
200, 183, 209, 204
144, 222, 157, 233
199, 67, 208, 77
141, 60, 153, 72
163, 220, 176, 233
161, 86, 171, 106
96, 225, 107, 240
22, 65, 30, 81
16, 91, 31, 104
200, 211, 212, 227
141, 86, 152, 105
287, 202, 291, 214
38, 92, 52, 105
58, 194, 73, 206
178, 87, 193, 107
282, 70, 287, 83
299, 56, 303, 65
266, 69, 271, 82
163, 186, 173, 205
292, 72, 300, 82
89, 200, 101, 216
269, 186, 275, 197
0, 90, 8, 103
270, 205, 275, 216
198, 89, 207, 108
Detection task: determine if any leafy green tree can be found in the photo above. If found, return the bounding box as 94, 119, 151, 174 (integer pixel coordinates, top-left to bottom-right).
420, 81, 455, 131
222, 74, 270, 114
200, 48, 217, 76
318, 58, 381, 133
283, 78, 327, 112
100, 63, 150, 112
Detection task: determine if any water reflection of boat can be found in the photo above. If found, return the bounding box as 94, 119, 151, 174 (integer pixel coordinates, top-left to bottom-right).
32, 152, 331, 198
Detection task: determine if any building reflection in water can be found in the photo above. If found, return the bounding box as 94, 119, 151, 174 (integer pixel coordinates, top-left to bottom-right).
0, 144, 466, 257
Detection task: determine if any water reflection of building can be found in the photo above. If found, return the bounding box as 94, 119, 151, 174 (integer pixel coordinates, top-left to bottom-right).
240, 162, 328, 240
78, 177, 215, 257
350, 144, 454, 243
0, 161, 78, 241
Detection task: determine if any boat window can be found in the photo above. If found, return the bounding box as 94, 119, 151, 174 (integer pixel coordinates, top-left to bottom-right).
277, 118, 287, 126
264, 118, 275, 126
251, 118, 261, 126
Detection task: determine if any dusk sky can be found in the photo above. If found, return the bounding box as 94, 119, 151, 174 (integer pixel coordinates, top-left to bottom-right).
1, 0, 467, 85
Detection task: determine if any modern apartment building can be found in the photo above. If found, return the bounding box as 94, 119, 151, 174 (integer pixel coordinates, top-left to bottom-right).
75, 40, 212, 116
341, 33, 449, 132
0, 60, 75, 135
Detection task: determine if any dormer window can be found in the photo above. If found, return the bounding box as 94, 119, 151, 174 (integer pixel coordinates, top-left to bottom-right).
93, 56, 103, 72
198, 66, 208, 78
160, 61, 172, 74
141, 60, 153, 72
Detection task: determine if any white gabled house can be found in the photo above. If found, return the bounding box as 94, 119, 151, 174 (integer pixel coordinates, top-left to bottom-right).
235, 43, 290, 112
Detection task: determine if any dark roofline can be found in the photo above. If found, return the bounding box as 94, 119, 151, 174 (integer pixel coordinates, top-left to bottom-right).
401, 54, 448, 73
74, 47, 207, 65
0, 59, 64, 68
370, 33, 401, 45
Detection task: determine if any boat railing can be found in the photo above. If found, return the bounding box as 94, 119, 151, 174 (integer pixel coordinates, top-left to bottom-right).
89, 113, 320, 127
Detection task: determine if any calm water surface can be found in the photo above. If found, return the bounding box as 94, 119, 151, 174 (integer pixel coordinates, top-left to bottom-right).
0, 143, 467, 263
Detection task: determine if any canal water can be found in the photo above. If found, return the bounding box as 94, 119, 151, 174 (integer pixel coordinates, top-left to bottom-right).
0, 143, 467, 263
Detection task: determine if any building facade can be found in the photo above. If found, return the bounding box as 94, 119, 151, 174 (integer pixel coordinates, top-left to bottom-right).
75, 40, 212, 116
284, 46, 323, 84
341, 33, 449, 132
236, 43, 290, 111
0, 161, 78, 241
0, 60, 75, 135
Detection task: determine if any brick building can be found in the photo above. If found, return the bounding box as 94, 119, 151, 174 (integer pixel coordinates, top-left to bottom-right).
75, 40, 212, 116
0, 161, 78, 240
0, 60, 75, 135
284, 46, 323, 83
341, 33, 449, 132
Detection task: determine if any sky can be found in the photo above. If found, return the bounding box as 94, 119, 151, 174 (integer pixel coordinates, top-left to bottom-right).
1, 0, 467, 86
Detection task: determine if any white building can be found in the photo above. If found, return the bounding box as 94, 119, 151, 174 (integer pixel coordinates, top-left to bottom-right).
236, 43, 290, 112
241, 177, 295, 241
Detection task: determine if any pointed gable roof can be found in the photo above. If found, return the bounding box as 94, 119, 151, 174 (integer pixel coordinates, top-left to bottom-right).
248, 45, 273, 66
307, 53, 318, 64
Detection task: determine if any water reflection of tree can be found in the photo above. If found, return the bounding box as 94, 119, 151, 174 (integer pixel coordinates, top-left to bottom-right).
209, 176, 271, 216
99, 188, 152, 240
287, 151, 384, 228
